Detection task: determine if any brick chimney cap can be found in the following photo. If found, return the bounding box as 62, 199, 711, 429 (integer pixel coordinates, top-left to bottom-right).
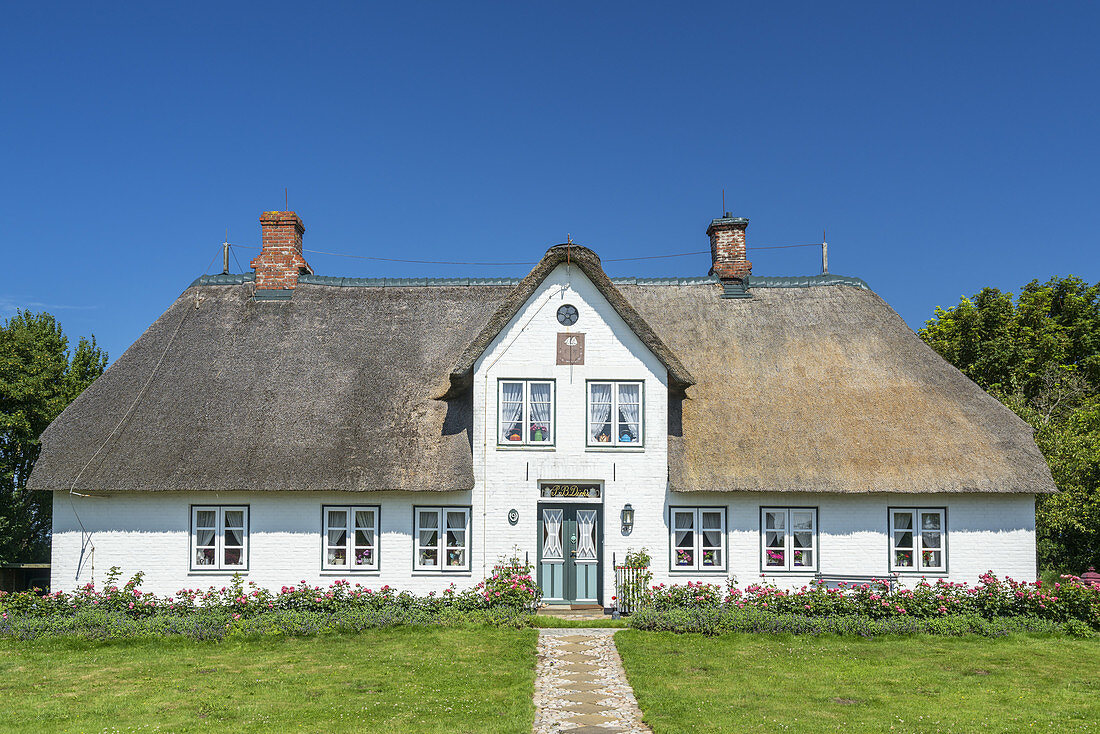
260, 211, 304, 232
706, 215, 749, 235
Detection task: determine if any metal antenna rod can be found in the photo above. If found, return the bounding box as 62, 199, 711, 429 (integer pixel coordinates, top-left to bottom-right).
285, 188, 288, 211
222, 228, 230, 275
722, 188, 725, 214
822, 228, 829, 275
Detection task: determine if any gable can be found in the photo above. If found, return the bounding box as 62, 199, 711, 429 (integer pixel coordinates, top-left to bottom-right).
475, 263, 669, 384
447, 245, 693, 398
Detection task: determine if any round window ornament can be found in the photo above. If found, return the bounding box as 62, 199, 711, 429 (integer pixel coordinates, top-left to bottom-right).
556, 304, 579, 326
507, 509, 520, 525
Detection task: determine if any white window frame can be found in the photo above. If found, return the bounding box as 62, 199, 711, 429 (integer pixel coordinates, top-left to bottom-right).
586, 380, 645, 447
414, 506, 471, 572
760, 507, 818, 572
190, 505, 248, 571
497, 379, 555, 446
669, 507, 727, 571
889, 508, 947, 573
322, 505, 380, 571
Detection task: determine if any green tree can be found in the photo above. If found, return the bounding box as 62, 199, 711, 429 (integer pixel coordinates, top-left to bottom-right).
0, 311, 106, 563
920, 276, 1100, 573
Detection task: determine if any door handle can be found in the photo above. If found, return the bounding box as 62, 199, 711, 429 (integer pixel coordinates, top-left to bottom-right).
570, 551, 577, 559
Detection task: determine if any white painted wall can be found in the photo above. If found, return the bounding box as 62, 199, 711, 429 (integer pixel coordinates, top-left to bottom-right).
52, 490, 473, 596
52, 489, 1036, 597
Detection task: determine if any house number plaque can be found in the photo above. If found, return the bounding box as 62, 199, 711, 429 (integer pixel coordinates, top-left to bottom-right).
556, 332, 585, 365
540, 483, 601, 499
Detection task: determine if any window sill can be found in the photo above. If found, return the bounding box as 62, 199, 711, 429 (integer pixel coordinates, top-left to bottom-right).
411, 569, 472, 575
759, 570, 818, 575
496, 445, 556, 451
670, 567, 729, 574
892, 570, 948, 576
320, 570, 380, 575
188, 569, 249, 575
585, 446, 645, 453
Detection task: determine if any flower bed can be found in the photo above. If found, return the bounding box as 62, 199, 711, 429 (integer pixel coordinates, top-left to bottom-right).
0, 566, 540, 639
630, 572, 1099, 636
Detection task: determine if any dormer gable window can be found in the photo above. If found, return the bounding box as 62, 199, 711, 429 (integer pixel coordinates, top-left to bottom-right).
498, 379, 555, 446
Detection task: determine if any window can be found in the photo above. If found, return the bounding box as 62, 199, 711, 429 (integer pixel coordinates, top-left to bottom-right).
890, 508, 946, 573
761, 507, 817, 572
498, 380, 554, 445
191, 506, 248, 571
322, 506, 379, 571
670, 507, 726, 571
587, 381, 643, 446
415, 506, 471, 571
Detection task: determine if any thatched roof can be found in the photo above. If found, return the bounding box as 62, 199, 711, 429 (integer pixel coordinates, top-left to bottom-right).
621, 283, 1056, 494
28, 248, 1056, 495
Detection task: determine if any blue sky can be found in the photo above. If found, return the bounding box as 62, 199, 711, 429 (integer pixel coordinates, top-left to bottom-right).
3, 3, 1098, 363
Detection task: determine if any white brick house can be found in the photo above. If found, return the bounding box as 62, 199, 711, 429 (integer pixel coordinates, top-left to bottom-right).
31, 211, 1056, 605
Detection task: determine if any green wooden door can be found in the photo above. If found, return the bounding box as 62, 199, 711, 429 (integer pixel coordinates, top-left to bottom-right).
538, 505, 601, 604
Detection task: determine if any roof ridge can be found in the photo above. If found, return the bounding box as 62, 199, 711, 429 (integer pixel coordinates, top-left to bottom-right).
190, 272, 870, 290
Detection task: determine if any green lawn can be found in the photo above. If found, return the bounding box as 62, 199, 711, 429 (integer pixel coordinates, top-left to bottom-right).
0, 627, 537, 733
615, 631, 1100, 733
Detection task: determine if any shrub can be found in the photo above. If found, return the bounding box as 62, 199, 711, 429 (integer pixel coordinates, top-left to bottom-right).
0, 563, 540, 640
630, 608, 1072, 638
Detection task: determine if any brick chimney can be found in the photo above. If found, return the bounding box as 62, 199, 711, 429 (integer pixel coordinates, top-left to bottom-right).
250, 211, 312, 290
707, 213, 751, 280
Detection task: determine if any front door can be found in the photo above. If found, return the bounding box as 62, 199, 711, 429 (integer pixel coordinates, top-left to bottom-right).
537, 504, 601, 604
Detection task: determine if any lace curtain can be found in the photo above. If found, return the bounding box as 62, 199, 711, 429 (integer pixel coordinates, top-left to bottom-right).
576, 510, 597, 561
617, 383, 640, 442
542, 508, 563, 560
529, 382, 551, 441
500, 382, 524, 441
589, 383, 612, 442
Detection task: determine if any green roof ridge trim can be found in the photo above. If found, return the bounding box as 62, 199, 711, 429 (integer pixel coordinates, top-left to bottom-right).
191, 272, 869, 290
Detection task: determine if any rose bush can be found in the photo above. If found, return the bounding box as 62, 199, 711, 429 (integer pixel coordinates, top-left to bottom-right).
0, 563, 541, 625
631, 572, 1099, 629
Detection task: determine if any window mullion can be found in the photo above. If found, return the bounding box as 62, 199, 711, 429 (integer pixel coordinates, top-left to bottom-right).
783, 510, 792, 572
694, 509, 701, 570
523, 383, 530, 445
217, 509, 225, 570
346, 509, 355, 566
612, 388, 620, 446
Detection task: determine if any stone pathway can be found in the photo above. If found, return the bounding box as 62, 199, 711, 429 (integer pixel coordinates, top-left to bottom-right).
533, 628, 651, 733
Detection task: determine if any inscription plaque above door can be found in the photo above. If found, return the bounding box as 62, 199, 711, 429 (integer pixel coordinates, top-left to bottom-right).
556, 332, 585, 365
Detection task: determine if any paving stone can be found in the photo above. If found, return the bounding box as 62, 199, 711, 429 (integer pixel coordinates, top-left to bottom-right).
532, 628, 651, 733
560, 673, 604, 683
560, 691, 610, 705
567, 713, 618, 726
558, 643, 598, 653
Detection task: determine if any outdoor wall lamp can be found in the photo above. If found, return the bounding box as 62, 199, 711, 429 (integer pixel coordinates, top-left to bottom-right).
621, 504, 635, 535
